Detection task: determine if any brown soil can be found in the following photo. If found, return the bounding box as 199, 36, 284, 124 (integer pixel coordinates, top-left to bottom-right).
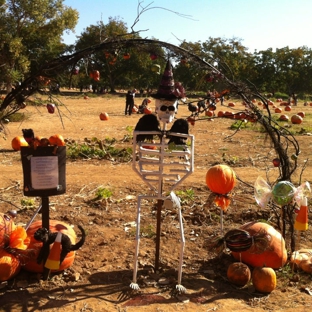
1, 92, 312, 311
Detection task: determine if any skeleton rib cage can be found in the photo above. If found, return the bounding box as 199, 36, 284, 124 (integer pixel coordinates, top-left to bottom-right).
132, 131, 194, 196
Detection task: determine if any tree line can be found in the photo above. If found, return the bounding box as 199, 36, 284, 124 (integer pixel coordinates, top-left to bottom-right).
1, 0, 312, 99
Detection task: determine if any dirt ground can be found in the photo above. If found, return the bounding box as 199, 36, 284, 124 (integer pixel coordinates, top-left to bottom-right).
1, 91, 312, 311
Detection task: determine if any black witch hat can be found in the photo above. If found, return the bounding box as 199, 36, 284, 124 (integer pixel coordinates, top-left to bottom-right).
151, 59, 185, 100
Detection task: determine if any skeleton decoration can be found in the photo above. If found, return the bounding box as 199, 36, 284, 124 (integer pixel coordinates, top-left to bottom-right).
130, 60, 194, 293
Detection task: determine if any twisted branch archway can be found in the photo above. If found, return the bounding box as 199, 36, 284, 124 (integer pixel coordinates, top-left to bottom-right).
0, 37, 299, 182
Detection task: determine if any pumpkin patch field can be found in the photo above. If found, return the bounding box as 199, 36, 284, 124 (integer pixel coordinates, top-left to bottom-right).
1, 92, 312, 311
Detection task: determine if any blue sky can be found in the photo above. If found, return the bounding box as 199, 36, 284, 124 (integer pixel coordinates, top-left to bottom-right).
63, 0, 312, 52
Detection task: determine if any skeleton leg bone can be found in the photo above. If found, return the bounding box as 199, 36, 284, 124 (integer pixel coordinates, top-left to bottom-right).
170, 191, 186, 293
129, 195, 142, 291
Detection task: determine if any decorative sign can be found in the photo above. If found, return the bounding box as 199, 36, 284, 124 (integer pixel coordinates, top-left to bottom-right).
30, 156, 58, 190
21, 146, 66, 197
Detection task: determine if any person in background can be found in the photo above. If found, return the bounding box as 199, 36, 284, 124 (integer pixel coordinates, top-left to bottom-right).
125, 90, 135, 115
292, 92, 297, 106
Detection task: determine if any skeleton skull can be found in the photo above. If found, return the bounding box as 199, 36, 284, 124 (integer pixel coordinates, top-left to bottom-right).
155, 99, 178, 124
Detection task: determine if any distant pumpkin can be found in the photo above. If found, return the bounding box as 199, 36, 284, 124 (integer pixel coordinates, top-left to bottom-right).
46, 103, 55, 114
99, 112, 109, 121
274, 107, 282, 113
291, 114, 303, 124
144, 107, 152, 115
279, 114, 289, 121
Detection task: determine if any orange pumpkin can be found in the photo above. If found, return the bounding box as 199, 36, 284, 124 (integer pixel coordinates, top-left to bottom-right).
279, 114, 289, 121
285, 105, 292, 111
206, 164, 236, 195
217, 111, 225, 117
232, 221, 287, 269
144, 107, 152, 115
274, 107, 282, 113
252, 266, 276, 293
49, 134, 65, 146
227, 262, 251, 286
99, 112, 109, 121
224, 111, 234, 119
205, 110, 214, 117
24, 220, 77, 273
297, 111, 305, 118
0, 213, 16, 246
11, 136, 29, 151
291, 114, 303, 124
0, 248, 21, 281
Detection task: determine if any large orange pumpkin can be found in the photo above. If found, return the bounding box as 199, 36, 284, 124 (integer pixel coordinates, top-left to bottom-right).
206, 164, 236, 195
24, 220, 77, 273
0, 248, 21, 282
232, 221, 287, 269
11, 136, 29, 151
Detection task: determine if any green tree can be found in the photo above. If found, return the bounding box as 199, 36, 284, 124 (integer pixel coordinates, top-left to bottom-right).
74, 18, 165, 92
0, 0, 78, 92
175, 38, 253, 93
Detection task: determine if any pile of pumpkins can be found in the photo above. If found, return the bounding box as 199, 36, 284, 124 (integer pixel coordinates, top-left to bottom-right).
11, 134, 66, 151
0, 213, 77, 282
227, 222, 287, 293
226, 221, 287, 293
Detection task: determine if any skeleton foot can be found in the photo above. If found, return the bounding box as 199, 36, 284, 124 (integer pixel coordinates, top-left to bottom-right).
129, 282, 140, 291
176, 284, 187, 293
